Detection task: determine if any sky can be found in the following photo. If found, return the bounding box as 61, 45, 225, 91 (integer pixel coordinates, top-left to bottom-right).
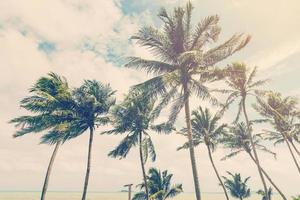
0, 0, 300, 196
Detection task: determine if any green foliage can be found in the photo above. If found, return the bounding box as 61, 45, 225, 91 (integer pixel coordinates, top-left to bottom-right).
126, 1, 250, 125
292, 195, 300, 200
62, 80, 116, 140
222, 172, 251, 200
254, 91, 300, 145
178, 106, 227, 151
213, 62, 268, 123
133, 168, 183, 200
10, 73, 116, 144
105, 89, 173, 162
10, 72, 73, 144
221, 123, 276, 160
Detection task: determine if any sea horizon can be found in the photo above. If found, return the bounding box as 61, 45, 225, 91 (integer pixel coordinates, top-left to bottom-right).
0, 191, 283, 200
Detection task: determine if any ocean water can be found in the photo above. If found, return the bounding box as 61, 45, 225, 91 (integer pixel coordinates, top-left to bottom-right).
0, 192, 281, 200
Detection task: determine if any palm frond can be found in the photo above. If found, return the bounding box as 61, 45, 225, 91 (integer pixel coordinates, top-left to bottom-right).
190, 79, 219, 106
108, 132, 139, 159
221, 150, 243, 161
126, 57, 175, 75
165, 184, 183, 199
203, 34, 251, 67
150, 123, 174, 134
190, 15, 220, 50
168, 95, 186, 125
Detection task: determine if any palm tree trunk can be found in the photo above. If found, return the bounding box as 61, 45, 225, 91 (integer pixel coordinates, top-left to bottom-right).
81, 128, 94, 200
183, 82, 201, 200
242, 97, 269, 199
40, 141, 60, 200
248, 152, 287, 200
139, 132, 149, 200
283, 136, 300, 174
206, 145, 229, 200
290, 140, 300, 157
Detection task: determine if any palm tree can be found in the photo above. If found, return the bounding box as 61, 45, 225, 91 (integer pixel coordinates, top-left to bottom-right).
64, 80, 115, 200
133, 168, 183, 200
257, 187, 273, 200
216, 63, 269, 197
221, 123, 287, 200
222, 172, 251, 200
104, 90, 173, 200
125, 2, 250, 199
254, 91, 300, 173
10, 73, 72, 200
178, 107, 229, 200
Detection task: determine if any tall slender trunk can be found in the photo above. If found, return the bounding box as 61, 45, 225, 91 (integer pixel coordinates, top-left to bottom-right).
40, 141, 60, 200
283, 136, 300, 174
139, 132, 149, 200
206, 145, 229, 200
248, 152, 287, 200
81, 128, 94, 200
290, 140, 300, 157
242, 97, 269, 199
183, 82, 201, 200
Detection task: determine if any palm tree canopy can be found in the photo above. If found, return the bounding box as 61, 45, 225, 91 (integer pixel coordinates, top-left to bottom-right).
178, 106, 227, 151
133, 168, 183, 200
215, 62, 268, 122
253, 91, 300, 144
61, 80, 116, 141
221, 123, 276, 160
222, 172, 251, 199
104, 90, 173, 162
10, 72, 73, 145
126, 2, 250, 125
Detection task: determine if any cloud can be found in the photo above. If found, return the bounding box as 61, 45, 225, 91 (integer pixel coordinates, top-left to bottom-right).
0, 0, 152, 191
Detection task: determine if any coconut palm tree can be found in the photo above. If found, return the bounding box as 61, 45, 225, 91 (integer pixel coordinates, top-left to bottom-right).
104, 90, 173, 200
222, 172, 251, 200
178, 106, 229, 200
221, 123, 287, 200
253, 91, 300, 173
63, 80, 115, 200
125, 2, 250, 199
133, 168, 183, 200
10, 73, 73, 200
215, 63, 269, 197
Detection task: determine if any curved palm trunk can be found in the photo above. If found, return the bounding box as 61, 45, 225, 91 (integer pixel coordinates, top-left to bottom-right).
248, 152, 287, 200
183, 82, 201, 200
206, 145, 229, 200
290, 140, 300, 157
139, 132, 149, 200
81, 128, 94, 200
40, 141, 60, 200
242, 97, 269, 199
283, 136, 300, 174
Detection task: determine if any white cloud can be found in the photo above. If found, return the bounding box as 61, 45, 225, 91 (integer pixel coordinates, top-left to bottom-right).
0, 0, 122, 48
